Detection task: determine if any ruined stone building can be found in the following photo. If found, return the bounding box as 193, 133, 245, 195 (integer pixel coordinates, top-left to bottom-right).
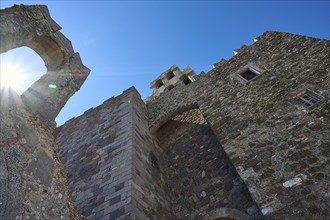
0, 4, 329, 220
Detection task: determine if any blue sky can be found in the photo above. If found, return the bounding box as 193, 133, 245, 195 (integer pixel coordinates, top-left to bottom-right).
0, 1, 329, 125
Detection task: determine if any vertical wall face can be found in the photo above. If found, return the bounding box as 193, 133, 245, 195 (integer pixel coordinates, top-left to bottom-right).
55, 88, 137, 219
156, 109, 263, 219
130, 90, 174, 219
146, 32, 330, 218
55, 87, 175, 219
0, 91, 80, 219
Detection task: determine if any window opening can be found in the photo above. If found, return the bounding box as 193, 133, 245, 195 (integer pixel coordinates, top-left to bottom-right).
295, 89, 323, 107
240, 69, 258, 81
181, 75, 192, 85
233, 64, 264, 84
167, 71, 175, 80
155, 79, 164, 88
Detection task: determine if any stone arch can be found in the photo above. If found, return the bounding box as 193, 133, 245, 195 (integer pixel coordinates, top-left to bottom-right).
147, 80, 199, 132
0, 5, 90, 129
150, 102, 198, 133
26, 36, 66, 71
207, 207, 251, 220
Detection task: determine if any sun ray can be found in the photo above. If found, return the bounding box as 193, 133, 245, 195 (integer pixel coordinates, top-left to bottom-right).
0, 61, 26, 91
0, 47, 46, 95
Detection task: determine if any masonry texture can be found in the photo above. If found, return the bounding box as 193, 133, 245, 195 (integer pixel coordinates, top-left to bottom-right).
155, 111, 263, 219
0, 5, 89, 220
55, 88, 135, 219
0, 4, 90, 129
146, 32, 330, 219
1, 4, 330, 220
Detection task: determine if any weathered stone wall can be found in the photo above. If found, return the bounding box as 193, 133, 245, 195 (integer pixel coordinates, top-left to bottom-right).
0, 89, 81, 219
55, 88, 138, 219
156, 111, 262, 219
130, 89, 174, 219
0, 5, 89, 220
55, 87, 176, 219
149, 65, 196, 99
146, 32, 330, 218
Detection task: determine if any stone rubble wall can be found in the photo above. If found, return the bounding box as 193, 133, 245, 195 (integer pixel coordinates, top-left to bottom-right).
156, 116, 263, 219
0, 89, 82, 219
0, 5, 89, 220
146, 31, 330, 218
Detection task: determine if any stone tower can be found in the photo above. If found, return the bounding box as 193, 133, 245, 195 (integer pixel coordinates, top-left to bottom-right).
149, 65, 196, 98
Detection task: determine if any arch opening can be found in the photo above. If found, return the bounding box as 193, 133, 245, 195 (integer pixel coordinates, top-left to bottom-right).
0, 46, 46, 95
26, 36, 66, 71
153, 107, 262, 219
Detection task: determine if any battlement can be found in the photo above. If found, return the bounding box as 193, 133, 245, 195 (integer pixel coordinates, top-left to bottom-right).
149, 64, 196, 99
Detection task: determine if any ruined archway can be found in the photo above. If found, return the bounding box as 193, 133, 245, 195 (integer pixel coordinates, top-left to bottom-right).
0, 5, 90, 129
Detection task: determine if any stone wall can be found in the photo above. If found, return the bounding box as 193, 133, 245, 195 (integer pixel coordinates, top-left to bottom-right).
146, 31, 330, 218
149, 65, 196, 99
55, 87, 175, 219
0, 5, 89, 220
130, 89, 174, 219
55, 88, 137, 219
0, 89, 81, 219
155, 110, 263, 219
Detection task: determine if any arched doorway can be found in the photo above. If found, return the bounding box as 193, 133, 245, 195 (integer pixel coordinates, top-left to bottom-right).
155, 107, 261, 219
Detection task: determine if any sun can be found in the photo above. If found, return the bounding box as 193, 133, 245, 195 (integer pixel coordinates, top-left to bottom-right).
0, 47, 47, 95
0, 61, 26, 91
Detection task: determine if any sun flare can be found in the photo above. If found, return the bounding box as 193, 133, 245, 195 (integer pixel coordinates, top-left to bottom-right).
0, 47, 46, 95
0, 61, 26, 90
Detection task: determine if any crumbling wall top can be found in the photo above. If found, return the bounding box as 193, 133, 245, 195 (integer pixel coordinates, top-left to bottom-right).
0, 4, 90, 129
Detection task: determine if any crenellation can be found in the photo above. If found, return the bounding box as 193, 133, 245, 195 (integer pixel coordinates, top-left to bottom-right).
148, 64, 197, 100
